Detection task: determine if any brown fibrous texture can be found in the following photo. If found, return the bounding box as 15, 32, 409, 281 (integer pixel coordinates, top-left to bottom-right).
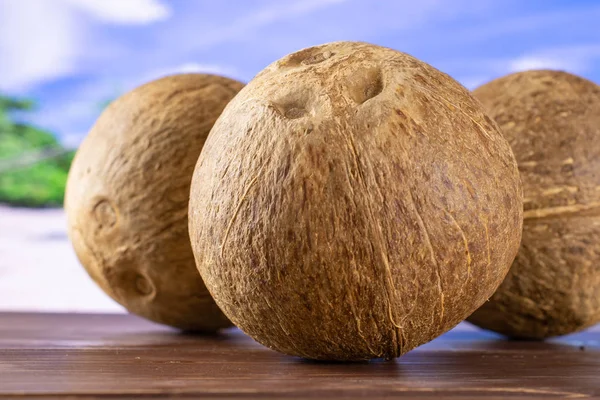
65, 73, 244, 331
189, 42, 523, 360
469, 70, 600, 339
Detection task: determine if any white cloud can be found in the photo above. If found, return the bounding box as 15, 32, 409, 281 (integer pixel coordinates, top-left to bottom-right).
507, 45, 600, 74
442, 44, 600, 90
0, 0, 83, 92
443, 5, 600, 47
62, 0, 171, 24
508, 56, 579, 73
0, 0, 170, 92
186, 0, 349, 51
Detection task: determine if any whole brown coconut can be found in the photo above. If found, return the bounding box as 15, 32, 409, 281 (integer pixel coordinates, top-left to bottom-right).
469, 70, 600, 338
189, 41, 523, 360
65, 73, 243, 331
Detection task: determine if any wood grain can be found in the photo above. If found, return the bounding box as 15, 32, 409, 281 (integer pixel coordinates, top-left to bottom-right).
0, 312, 598, 399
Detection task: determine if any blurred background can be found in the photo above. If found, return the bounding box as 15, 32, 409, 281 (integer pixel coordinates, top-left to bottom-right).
1, 0, 599, 313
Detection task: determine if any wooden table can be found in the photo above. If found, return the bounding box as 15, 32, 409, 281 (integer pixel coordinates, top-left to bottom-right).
0, 313, 598, 399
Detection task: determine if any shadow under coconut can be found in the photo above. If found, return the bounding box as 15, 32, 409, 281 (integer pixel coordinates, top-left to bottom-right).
289, 323, 599, 365
459, 321, 600, 350
295, 356, 389, 365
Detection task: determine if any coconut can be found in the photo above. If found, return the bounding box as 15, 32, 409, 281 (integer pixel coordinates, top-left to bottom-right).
65, 73, 243, 331
189, 42, 523, 360
468, 70, 600, 338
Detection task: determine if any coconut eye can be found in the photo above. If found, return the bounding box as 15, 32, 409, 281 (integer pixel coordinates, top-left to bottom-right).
301, 51, 335, 66
270, 89, 313, 120
279, 46, 335, 68
346, 67, 384, 105
134, 273, 155, 296
92, 198, 117, 230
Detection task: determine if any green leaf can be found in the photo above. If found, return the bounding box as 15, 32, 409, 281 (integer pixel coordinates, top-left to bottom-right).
0, 93, 72, 207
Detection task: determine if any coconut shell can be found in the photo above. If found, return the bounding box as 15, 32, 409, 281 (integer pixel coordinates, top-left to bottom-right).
65, 73, 243, 331
468, 70, 600, 338
189, 41, 523, 360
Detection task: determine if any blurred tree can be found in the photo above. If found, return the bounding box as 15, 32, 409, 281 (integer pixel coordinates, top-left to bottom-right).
0, 94, 74, 208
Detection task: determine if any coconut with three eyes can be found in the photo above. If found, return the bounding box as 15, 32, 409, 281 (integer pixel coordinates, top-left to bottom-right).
189, 42, 523, 360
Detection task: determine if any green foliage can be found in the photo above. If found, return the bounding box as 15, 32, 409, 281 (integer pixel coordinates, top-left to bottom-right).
0, 96, 34, 111
0, 94, 73, 208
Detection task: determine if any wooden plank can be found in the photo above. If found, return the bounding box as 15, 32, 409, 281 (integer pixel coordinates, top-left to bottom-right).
0, 312, 598, 399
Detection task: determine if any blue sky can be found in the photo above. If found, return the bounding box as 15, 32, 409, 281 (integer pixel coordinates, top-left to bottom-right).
1, 0, 599, 148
